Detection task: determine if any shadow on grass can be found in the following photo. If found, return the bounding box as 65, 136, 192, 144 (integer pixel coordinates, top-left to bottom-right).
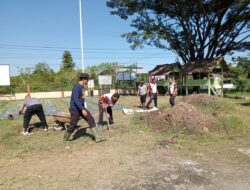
239, 102, 250, 107
28, 122, 45, 133
70, 128, 94, 141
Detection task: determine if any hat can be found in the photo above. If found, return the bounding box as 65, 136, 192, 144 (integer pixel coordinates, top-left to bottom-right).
79, 73, 89, 80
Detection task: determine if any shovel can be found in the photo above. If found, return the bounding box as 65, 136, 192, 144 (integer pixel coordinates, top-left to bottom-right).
7, 113, 23, 120
107, 118, 111, 131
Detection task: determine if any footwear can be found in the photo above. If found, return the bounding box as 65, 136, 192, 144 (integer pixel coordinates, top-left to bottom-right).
20, 131, 32, 136
44, 127, 48, 132
108, 119, 114, 125
91, 127, 105, 143
63, 131, 71, 141
98, 124, 103, 128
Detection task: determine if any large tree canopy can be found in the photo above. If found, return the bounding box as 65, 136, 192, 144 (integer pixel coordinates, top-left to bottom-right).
107, 0, 250, 63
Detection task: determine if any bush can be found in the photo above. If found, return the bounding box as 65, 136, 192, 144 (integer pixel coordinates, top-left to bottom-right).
234, 77, 250, 92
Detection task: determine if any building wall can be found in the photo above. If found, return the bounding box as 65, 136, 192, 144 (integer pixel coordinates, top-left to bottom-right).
0, 89, 122, 100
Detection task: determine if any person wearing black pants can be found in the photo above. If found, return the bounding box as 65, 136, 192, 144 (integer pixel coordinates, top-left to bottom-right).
19, 95, 48, 135
146, 78, 159, 109
137, 81, 147, 108
168, 79, 177, 107
146, 93, 158, 108
98, 103, 113, 126
98, 93, 120, 128
67, 108, 95, 134
63, 73, 105, 143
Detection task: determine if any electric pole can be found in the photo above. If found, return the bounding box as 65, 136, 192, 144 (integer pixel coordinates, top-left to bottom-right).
79, 0, 84, 72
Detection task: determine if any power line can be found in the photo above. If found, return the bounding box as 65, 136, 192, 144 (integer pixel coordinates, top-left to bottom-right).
0, 44, 161, 51
0, 51, 174, 56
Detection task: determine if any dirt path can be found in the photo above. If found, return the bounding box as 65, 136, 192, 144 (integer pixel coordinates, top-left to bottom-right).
0, 131, 249, 190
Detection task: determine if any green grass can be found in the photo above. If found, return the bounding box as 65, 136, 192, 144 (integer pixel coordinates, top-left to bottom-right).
224, 90, 250, 97
0, 96, 249, 161
220, 115, 246, 130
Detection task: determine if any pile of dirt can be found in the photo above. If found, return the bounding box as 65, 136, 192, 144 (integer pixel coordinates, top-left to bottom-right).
182, 94, 219, 105
140, 102, 217, 135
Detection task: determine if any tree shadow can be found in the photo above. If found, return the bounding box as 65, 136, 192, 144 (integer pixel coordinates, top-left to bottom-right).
70, 128, 94, 141
239, 102, 250, 107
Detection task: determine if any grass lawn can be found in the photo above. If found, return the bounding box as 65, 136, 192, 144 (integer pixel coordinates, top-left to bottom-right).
0, 95, 249, 189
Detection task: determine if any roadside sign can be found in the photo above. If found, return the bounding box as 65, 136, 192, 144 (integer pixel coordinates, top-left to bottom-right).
0, 65, 10, 86
88, 79, 94, 88
98, 75, 112, 85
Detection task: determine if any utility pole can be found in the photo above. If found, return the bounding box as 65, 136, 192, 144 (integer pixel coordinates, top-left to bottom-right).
79, 0, 84, 72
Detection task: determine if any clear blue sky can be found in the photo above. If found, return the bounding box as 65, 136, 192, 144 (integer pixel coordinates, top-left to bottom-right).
0, 0, 248, 76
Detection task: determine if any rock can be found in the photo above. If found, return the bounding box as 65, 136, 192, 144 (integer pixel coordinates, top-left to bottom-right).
170, 174, 179, 180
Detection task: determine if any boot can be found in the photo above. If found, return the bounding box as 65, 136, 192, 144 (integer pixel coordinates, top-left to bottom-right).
63, 131, 71, 141
91, 127, 105, 143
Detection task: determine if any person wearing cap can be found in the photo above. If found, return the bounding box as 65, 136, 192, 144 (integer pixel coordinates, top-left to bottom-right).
63, 73, 105, 143
137, 81, 147, 108
19, 95, 49, 135
146, 78, 159, 109
98, 93, 120, 128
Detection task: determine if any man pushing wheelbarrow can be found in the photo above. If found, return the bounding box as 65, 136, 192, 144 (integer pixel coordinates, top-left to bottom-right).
63, 73, 105, 143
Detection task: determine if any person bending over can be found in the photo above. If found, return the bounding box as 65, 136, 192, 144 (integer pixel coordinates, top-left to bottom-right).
19, 95, 48, 135
98, 93, 120, 128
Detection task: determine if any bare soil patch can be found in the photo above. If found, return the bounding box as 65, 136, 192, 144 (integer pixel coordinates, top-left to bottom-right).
182, 94, 219, 105
140, 94, 223, 135
141, 101, 216, 135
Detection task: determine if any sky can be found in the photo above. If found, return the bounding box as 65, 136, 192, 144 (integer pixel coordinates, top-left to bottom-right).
0, 0, 248, 76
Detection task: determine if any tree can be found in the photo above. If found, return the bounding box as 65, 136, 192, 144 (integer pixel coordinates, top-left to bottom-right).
33, 62, 54, 76
61, 51, 75, 71
54, 70, 81, 90
30, 62, 55, 91
232, 56, 250, 78
230, 56, 250, 91
86, 62, 120, 88
107, 0, 250, 63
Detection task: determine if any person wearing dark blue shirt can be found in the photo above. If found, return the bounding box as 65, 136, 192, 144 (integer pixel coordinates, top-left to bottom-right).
63, 73, 105, 143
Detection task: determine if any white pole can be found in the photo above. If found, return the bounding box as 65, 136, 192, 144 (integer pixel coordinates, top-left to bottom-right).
79, 0, 84, 72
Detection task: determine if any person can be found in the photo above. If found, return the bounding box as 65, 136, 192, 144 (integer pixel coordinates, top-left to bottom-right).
98, 93, 120, 128
146, 78, 159, 109
63, 73, 105, 143
137, 81, 147, 108
19, 95, 48, 135
168, 78, 178, 107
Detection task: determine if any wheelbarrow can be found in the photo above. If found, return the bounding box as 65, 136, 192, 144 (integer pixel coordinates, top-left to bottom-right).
51, 112, 99, 131
51, 112, 73, 131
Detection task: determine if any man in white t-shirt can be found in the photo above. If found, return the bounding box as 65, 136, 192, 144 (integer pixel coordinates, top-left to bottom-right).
168, 79, 177, 107
146, 78, 159, 109
137, 81, 147, 108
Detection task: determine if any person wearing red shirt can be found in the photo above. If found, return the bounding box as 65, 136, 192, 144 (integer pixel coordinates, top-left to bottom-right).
98, 93, 120, 128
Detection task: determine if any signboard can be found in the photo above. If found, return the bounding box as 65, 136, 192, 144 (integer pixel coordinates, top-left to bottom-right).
98, 75, 112, 85
0, 65, 10, 86
87, 79, 94, 88
116, 72, 136, 80
155, 75, 165, 81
